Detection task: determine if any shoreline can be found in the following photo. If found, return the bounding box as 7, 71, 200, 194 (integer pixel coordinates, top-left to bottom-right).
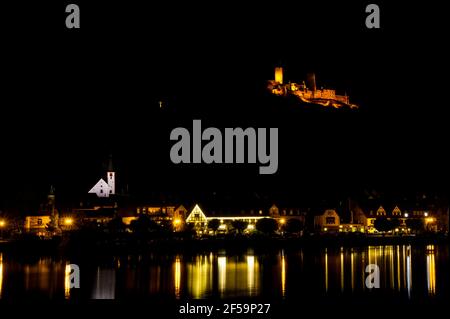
1, 233, 447, 256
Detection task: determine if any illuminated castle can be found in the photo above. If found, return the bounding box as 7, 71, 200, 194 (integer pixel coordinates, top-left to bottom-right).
267, 67, 358, 109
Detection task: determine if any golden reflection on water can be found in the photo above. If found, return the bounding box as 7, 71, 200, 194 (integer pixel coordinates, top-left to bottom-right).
218, 256, 226, 296
0, 253, 3, 299
397, 246, 401, 291
187, 255, 212, 298
64, 264, 71, 299
323, 244, 426, 297
174, 256, 181, 299
0, 244, 444, 299
324, 248, 328, 292
281, 251, 286, 297
184, 253, 260, 298
426, 245, 436, 295
340, 247, 344, 292
350, 249, 355, 292
388, 246, 394, 290
247, 255, 256, 296
24, 258, 53, 293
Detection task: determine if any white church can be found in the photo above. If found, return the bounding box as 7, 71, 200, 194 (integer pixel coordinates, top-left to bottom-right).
89, 169, 115, 198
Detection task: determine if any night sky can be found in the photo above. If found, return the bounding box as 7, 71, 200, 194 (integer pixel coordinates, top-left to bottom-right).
1, 1, 447, 211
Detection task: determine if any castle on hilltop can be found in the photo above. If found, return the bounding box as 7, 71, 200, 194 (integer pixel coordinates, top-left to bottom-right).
267, 67, 358, 109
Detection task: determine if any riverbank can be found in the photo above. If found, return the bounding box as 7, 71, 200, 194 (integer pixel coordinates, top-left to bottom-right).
1, 233, 447, 256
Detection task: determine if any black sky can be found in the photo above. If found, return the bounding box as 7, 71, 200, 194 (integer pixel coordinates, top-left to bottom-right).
1, 1, 447, 211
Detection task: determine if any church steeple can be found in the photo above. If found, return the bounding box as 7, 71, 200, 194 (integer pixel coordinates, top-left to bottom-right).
107, 154, 114, 172
107, 154, 115, 196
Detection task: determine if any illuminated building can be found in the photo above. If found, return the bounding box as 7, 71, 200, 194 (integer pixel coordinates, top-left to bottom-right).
23, 186, 60, 237
89, 172, 115, 198
69, 157, 119, 226
88, 155, 115, 198
314, 209, 341, 232
24, 215, 52, 236
267, 67, 358, 109
185, 203, 304, 234
351, 198, 442, 233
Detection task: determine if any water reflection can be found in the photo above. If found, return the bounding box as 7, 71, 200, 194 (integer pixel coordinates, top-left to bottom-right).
280, 251, 286, 297
426, 245, 436, 295
340, 247, 344, 292
350, 249, 354, 292
0, 253, 3, 299
217, 256, 226, 296
324, 248, 328, 292
187, 255, 212, 298
64, 264, 71, 299
23, 258, 64, 297
174, 256, 181, 299
406, 245, 412, 298
0, 244, 446, 300
92, 268, 116, 299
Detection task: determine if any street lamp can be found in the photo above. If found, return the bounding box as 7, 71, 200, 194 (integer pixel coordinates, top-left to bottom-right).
64, 218, 74, 226
0, 219, 5, 238
173, 218, 181, 231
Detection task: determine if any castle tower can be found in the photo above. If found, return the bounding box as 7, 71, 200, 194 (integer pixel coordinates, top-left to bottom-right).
275, 67, 283, 84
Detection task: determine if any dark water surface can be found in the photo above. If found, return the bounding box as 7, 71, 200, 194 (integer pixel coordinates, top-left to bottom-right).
0, 244, 448, 302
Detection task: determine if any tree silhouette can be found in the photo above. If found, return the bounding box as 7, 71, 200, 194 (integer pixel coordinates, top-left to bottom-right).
406, 219, 424, 234
256, 218, 278, 234
374, 218, 395, 232
130, 215, 159, 235
107, 217, 126, 234
373, 217, 392, 232
231, 220, 248, 234
285, 218, 304, 234
208, 219, 221, 234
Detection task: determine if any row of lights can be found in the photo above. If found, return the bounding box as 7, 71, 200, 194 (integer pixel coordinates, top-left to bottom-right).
0, 218, 74, 228
0, 214, 436, 230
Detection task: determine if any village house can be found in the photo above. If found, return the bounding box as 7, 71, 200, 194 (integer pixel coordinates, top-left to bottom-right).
314, 209, 341, 232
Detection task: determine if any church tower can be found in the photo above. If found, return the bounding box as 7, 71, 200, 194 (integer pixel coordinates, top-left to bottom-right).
107, 171, 115, 195
107, 155, 115, 196
48, 185, 59, 230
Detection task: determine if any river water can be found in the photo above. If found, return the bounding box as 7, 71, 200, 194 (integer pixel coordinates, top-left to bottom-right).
0, 244, 448, 302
